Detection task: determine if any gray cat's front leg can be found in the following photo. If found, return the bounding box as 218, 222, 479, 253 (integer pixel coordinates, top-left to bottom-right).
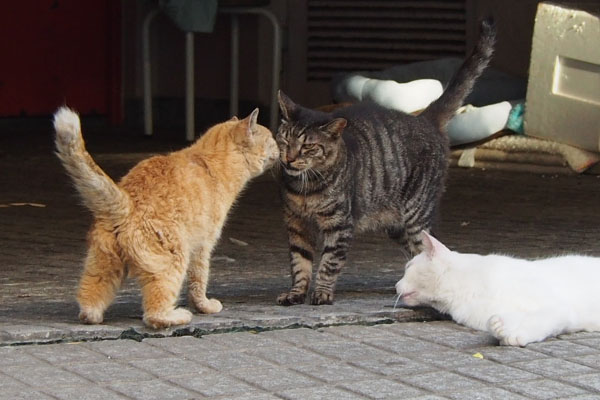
312, 211, 353, 305
277, 213, 316, 306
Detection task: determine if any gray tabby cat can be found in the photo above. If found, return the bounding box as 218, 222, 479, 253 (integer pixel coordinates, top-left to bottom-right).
276, 20, 496, 306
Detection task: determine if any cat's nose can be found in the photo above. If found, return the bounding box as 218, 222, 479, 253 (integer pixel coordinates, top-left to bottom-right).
395, 280, 402, 294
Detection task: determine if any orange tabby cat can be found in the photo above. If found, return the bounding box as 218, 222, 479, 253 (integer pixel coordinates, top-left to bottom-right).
54, 107, 278, 329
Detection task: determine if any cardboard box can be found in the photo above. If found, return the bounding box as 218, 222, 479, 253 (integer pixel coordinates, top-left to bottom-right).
525, 2, 600, 152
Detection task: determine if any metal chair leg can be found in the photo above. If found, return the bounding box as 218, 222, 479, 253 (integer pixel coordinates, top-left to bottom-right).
142, 8, 159, 136
220, 7, 282, 133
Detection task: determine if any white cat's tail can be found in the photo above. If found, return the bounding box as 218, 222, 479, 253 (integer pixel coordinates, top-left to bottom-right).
54, 107, 131, 223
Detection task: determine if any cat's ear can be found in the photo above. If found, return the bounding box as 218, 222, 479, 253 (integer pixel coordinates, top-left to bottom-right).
229, 115, 239, 122
421, 231, 450, 259
278, 90, 296, 121
240, 108, 259, 137
320, 118, 347, 139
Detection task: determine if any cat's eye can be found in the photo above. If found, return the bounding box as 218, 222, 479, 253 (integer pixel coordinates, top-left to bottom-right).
303, 144, 316, 150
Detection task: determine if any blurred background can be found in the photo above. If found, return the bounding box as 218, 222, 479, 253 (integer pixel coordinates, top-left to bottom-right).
0, 0, 567, 136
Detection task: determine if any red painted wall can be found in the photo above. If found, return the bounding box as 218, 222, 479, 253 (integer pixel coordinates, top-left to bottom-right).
0, 0, 120, 120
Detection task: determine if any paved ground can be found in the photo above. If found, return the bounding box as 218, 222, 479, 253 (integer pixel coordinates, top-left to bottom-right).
1, 124, 600, 398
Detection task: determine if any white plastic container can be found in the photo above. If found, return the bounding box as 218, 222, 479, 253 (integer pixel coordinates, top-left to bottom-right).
525, 2, 600, 152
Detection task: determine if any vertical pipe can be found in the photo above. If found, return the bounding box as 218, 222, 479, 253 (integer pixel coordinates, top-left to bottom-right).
142, 9, 159, 136
230, 15, 240, 118
185, 32, 195, 142
268, 13, 282, 134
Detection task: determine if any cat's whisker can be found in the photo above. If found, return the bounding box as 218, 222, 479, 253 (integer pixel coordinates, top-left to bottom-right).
393, 293, 402, 311
307, 168, 325, 183
313, 169, 325, 182
301, 170, 309, 196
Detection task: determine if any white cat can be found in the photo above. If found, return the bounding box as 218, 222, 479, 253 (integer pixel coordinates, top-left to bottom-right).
395, 232, 600, 346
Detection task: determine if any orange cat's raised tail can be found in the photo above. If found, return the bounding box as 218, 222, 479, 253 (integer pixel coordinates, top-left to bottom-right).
54, 107, 131, 224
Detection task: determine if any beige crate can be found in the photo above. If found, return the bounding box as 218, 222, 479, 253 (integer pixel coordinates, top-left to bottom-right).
525, 2, 600, 152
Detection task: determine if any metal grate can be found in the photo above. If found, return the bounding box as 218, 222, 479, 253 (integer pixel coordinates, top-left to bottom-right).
307, 0, 467, 81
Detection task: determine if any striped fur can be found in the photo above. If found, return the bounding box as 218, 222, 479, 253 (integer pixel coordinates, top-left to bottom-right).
276, 20, 496, 306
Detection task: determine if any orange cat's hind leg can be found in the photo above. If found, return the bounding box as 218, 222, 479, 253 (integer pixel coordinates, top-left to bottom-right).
136, 255, 192, 329
77, 229, 125, 324
188, 249, 223, 314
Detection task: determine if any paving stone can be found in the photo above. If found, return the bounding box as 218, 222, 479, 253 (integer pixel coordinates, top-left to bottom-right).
444, 387, 530, 400
292, 362, 379, 384
199, 350, 276, 370
278, 385, 369, 400
0, 346, 43, 366
559, 331, 600, 340
567, 354, 600, 369
561, 395, 600, 400
201, 331, 282, 349
248, 345, 333, 366
471, 345, 550, 364
25, 342, 107, 364
302, 340, 390, 361
322, 324, 397, 340
574, 338, 600, 350
512, 357, 596, 377
397, 371, 485, 393
63, 361, 155, 383
239, 314, 305, 329
129, 357, 211, 378
41, 384, 130, 400
348, 355, 436, 376
213, 393, 282, 400
561, 373, 600, 392
0, 373, 33, 393
455, 363, 540, 383
340, 378, 424, 399
259, 327, 341, 344
2, 364, 90, 388
501, 378, 587, 400
0, 386, 55, 400
526, 340, 598, 358
405, 349, 492, 368
231, 366, 319, 391
424, 331, 498, 349
168, 370, 257, 397
144, 335, 229, 353
362, 336, 450, 355
109, 378, 200, 400
384, 321, 469, 339
84, 339, 173, 360
0, 324, 67, 344
57, 323, 125, 340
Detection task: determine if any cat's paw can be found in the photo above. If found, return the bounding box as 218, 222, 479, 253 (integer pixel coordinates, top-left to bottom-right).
277, 291, 306, 306
487, 314, 528, 347
196, 298, 223, 314
79, 307, 104, 324
144, 308, 192, 329
310, 290, 334, 305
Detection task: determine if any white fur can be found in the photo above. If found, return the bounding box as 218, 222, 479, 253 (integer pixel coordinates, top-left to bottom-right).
53, 107, 81, 148
396, 232, 600, 346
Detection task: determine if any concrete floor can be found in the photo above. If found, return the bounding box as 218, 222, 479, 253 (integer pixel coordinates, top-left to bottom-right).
1, 125, 599, 343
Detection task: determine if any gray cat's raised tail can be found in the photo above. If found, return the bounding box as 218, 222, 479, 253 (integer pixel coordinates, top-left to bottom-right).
54, 107, 131, 224
422, 18, 496, 131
